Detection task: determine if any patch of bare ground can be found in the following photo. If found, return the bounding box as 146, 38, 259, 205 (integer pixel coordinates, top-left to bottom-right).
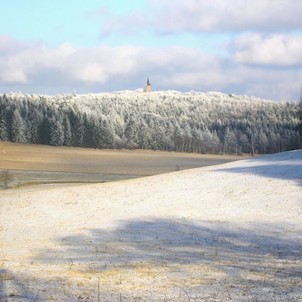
0, 141, 248, 189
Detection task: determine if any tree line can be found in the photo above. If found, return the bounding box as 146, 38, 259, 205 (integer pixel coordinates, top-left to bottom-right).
0, 91, 301, 155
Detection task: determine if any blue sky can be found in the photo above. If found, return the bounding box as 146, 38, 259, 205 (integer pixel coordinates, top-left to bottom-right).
1, 0, 302, 101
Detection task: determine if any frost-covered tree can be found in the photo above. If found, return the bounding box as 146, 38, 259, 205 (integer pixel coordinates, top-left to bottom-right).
0, 91, 300, 154
257, 131, 269, 154
63, 116, 72, 146
173, 126, 184, 152
26, 106, 43, 144
99, 120, 114, 148
0, 108, 9, 141
70, 111, 85, 146
223, 128, 238, 154
299, 98, 302, 143
124, 117, 139, 148
11, 109, 27, 143
49, 116, 64, 146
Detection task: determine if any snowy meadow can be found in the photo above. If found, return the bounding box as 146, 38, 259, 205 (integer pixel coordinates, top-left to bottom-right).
0, 150, 301, 300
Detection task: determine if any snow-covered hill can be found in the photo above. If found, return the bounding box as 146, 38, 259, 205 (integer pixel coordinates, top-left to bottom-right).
1, 151, 302, 301
1, 91, 300, 154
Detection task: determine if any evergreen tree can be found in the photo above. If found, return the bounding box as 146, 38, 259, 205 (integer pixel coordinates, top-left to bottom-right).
0, 108, 9, 141
299, 98, 302, 144
124, 117, 139, 148
27, 107, 43, 144
63, 116, 72, 146
257, 131, 269, 154
49, 116, 64, 146
39, 116, 51, 145
137, 121, 151, 149
100, 120, 114, 148
11, 110, 27, 143
173, 126, 184, 152
0, 91, 300, 154
224, 128, 238, 154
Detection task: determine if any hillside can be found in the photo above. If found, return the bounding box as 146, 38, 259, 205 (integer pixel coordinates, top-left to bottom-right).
0, 91, 300, 155
0, 150, 301, 300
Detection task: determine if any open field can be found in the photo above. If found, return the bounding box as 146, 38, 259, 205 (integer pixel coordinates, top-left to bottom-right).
0, 150, 301, 300
0, 141, 246, 189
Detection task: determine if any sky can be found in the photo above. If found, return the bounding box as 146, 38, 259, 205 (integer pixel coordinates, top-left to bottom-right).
0, 0, 302, 101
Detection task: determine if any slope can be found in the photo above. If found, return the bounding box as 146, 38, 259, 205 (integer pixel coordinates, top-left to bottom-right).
0, 150, 301, 301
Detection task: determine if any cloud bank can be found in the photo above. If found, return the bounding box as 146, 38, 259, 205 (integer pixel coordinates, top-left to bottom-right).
0, 0, 302, 101
149, 0, 302, 33
234, 34, 302, 66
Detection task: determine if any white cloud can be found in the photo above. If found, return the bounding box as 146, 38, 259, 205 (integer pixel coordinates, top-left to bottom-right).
0, 52, 30, 83
99, 0, 302, 35
0, 36, 21, 54
77, 64, 108, 83
0, 68, 28, 84
0, 36, 301, 101
150, 0, 302, 33
0, 39, 141, 86
233, 34, 302, 66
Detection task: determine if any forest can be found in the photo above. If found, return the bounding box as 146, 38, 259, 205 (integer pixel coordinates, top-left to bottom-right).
0, 91, 301, 155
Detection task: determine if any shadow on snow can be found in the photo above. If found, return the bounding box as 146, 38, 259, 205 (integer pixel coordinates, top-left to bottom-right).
1, 219, 302, 300
33, 219, 302, 300
218, 150, 302, 185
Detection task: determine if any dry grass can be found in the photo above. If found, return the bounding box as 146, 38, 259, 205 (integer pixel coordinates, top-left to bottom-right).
0, 141, 247, 188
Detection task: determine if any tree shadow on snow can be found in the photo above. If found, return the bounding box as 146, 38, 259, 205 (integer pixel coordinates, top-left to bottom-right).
0, 269, 37, 301
31, 219, 302, 300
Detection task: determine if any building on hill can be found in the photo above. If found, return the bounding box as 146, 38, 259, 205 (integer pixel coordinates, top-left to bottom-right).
144, 78, 151, 92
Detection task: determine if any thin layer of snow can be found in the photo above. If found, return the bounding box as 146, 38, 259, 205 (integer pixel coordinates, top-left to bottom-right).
0, 151, 302, 301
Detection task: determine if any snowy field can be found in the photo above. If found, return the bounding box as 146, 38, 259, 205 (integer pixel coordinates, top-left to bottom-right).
0, 150, 302, 301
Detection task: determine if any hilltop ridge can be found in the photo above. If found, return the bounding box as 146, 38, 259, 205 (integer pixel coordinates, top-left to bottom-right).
1, 91, 300, 154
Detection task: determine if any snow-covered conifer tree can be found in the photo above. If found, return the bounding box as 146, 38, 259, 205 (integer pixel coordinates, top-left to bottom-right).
49, 116, 64, 146
11, 110, 27, 143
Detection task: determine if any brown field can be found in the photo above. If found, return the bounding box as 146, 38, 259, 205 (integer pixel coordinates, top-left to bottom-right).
0, 141, 248, 189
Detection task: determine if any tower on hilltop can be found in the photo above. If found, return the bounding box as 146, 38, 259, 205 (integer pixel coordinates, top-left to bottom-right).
144, 78, 151, 92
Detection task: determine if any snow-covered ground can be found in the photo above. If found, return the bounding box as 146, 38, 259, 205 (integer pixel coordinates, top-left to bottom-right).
1, 150, 302, 301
